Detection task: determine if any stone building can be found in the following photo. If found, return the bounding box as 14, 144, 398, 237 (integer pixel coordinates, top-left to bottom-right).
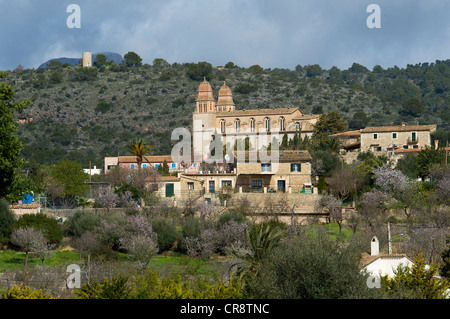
192, 78, 319, 161
360, 124, 436, 154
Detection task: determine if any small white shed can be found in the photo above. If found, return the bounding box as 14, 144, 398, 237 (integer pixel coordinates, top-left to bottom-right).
360, 236, 414, 278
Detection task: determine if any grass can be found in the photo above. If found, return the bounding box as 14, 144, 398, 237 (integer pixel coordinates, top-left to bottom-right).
0, 249, 80, 272
306, 222, 357, 241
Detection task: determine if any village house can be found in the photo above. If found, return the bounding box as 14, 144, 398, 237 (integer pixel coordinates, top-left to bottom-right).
360, 123, 437, 154
103, 155, 181, 174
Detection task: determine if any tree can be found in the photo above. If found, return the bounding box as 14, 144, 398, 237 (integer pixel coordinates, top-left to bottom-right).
357, 189, 388, 231
48, 71, 63, 84
312, 111, 348, 142
396, 153, 419, 179
49, 160, 89, 203
326, 166, 356, 201
186, 62, 213, 81
95, 186, 119, 211
305, 64, 323, 78
94, 54, 107, 68
10, 227, 46, 268
0, 198, 14, 241
11, 213, 63, 245
374, 165, 408, 194
123, 51, 142, 67
400, 97, 424, 117
128, 138, 155, 168
157, 160, 170, 176
382, 255, 450, 299
251, 234, 380, 299
0, 71, 31, 201
74, 67, 98, 81
71, 230, 102, 263
315, 194, 344, 234
231, 223, 285, 283
417, 146, 446, 178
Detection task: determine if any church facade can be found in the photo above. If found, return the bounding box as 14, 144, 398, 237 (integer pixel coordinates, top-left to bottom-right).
192, 79, 320, 161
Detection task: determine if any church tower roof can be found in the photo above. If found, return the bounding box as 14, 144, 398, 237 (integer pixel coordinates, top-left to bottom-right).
196, 77, 215, 101
217, 81, 235, 107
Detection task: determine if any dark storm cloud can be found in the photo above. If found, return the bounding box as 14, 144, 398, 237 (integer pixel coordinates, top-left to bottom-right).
0, 0, 449, 71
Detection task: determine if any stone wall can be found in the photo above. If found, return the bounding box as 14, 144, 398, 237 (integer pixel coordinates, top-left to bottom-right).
228, 192, 326, 225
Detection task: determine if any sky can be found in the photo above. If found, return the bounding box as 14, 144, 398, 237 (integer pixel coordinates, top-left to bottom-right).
1, 0, 449, 71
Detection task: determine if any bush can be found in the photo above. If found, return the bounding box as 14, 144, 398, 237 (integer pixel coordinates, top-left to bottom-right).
216, 212, 247, 228
2, 284, 56, 299
10, 214, 63, 245
151, 218, 181, 252
0, 198, 15, 242
250, 234, 381, 299
65, 211, 102, 238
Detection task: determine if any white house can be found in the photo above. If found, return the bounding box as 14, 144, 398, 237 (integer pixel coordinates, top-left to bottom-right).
83, 165, 102, 175
360, 236, 414, 278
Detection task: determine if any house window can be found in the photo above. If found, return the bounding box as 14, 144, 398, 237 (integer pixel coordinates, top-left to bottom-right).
413, 145, 419, 149
392, 133, 397, 139
130, 164, 136, 169
209, 180, 215, 193
261, 163, 272, 172
251, 180, 262, 188
279, 117, 285, 132
290, 163, 301, 172
374, 134, 378, 140
295, 122, 301, 131
155, 163, 160, 168
250, 118, 255, 132
411, 132, 416, 142
377, 146, 382, 152
220, 119, 225, 133
264, 117, 270, 132
222, 180, 232, 188
403, 145, 408, 149
187, 182, 194, 190
142, 163, 147, 168
235, 118, 240, 133
171, 163, 176, 168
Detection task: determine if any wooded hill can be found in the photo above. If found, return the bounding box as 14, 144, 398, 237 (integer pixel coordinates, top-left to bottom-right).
3, 57, 450, 168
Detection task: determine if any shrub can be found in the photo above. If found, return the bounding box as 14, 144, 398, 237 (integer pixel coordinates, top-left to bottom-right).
65, 211, 102, 238
2, 284, 56, 299
216, 211, 247, 228
250, 234, 381, 299
10, 214, 63, 245
151, 218, 181, 252
0, 198, 15, 242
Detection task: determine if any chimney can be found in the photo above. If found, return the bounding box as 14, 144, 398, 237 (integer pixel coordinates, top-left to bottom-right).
401, 122, 405, 126
434, 140, 439, 149
371, 236, 379, 256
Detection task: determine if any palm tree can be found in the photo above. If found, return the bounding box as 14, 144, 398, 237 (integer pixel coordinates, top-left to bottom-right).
231, 222, 285, 283
128, 138, 155, 168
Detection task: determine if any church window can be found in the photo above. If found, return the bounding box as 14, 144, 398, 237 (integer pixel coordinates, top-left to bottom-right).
250, 118, 255, 132
235, 118, 240, 133
220, 120, 225, 133
280, 117, 285, 131
265, 117, 270, 132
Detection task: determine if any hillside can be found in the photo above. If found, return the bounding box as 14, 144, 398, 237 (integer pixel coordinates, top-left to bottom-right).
3, 58, 450, 168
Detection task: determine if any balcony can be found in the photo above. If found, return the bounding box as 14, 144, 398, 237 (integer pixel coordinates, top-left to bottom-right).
407, 136, 419, 144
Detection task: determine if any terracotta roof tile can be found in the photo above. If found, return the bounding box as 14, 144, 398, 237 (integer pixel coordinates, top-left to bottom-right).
216, 107, 302, 117
233, 150, 312, 162
361, 124, 436, 133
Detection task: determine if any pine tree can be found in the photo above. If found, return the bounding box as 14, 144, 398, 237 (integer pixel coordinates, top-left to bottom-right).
0, 71, 31, 201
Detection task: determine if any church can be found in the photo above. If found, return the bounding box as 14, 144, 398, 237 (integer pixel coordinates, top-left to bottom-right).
192, 78, 320, 161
